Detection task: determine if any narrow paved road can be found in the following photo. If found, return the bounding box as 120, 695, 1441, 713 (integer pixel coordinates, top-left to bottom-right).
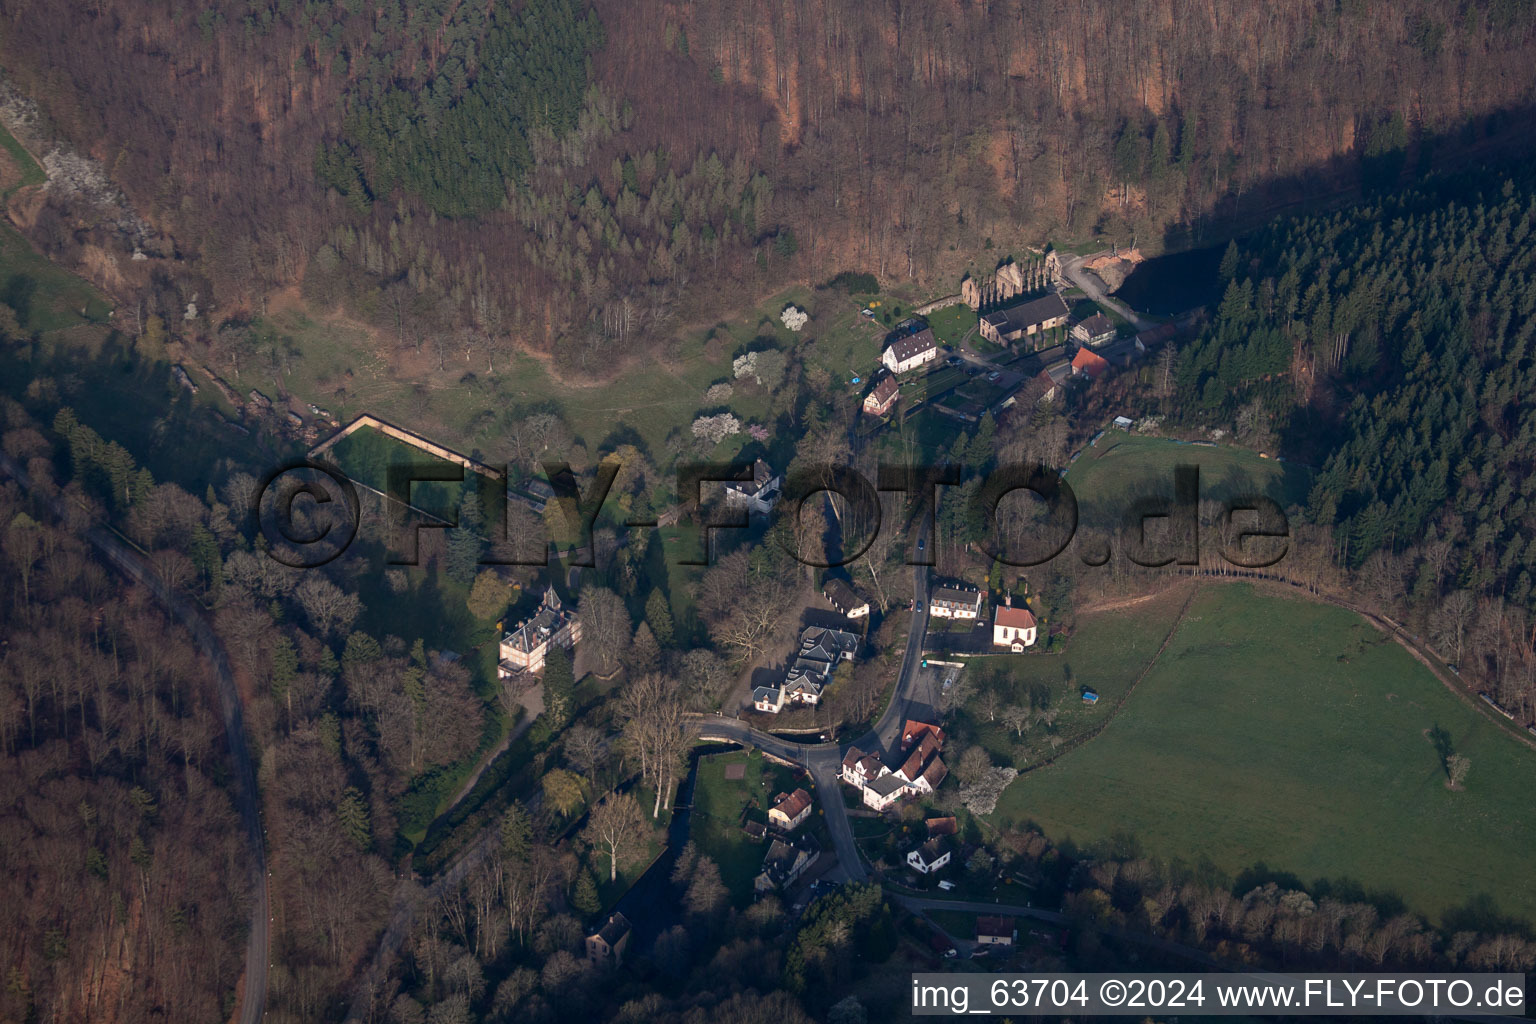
0, 453, 269, 1024
344, 528, 937, 1011
1059, 252, 1154, 332
695, 547, 935, 882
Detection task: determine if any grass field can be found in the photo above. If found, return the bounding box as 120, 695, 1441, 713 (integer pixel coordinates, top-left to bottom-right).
690, 749, 809, 904
324, 422, 486, 521
268, 284, 874, 465
992, 584, 1536, 925
1063, 434, 1312, 529
924, 303, 977, 348
0, 123, 46, 199
0, 220, 113, 333
960, 585, 1191, 766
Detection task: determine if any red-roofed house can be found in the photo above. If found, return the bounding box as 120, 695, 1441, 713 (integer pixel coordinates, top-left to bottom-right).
768, 788, 813, 831
896, 733, 941, 785
1071, 347, 1111, 379
992, 597, 1038, 650
901, 720, 945, 751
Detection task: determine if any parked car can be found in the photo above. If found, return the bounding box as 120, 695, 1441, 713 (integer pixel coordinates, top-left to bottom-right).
861, 308, 875, 318
946, 355, 963, 366
917, 537, 926, 551
943, 947, 959, 958
938, 880, 957, 892
987, 370, 1002, 382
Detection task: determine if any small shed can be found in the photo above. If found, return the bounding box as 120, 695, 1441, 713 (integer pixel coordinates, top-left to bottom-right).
1112, 415, 1134, 429
1081, 690, 1099, 705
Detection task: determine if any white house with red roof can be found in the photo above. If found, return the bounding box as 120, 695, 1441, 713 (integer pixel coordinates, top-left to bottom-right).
992, 596, 1038, 651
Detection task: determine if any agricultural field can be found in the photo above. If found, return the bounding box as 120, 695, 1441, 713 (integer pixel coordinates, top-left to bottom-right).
992, 584, 1536, 925
1062, 433, 1312, 529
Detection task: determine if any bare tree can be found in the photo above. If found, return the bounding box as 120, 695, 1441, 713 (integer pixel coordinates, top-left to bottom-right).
578, 586, 631, 676
583, 793, 647, 882
1000, 704, 1031, 738
976, 688, 1002, 722
1433, 590, 1475, 665
563, 724, 607, 780
294, 576, 361, 639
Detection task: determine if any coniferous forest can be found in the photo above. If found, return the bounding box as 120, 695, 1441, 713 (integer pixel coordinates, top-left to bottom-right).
1172, 171, 1536, 668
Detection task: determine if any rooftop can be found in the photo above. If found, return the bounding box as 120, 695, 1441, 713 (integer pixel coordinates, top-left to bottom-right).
976, 915, 1014, 939
981, 292, 1069, 333
823, 577, 868, 611
994, 605, 1037, 629
884, 324, 939, 363
773, 788, 812, 821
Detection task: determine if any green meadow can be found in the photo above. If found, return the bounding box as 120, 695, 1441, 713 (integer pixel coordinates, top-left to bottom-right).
993, 584, 1536, 924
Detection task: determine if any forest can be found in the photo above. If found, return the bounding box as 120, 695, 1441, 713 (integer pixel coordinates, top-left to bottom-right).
1153, 166, 1536, 724
0, 426, 249, 1022
6, 0, 1536, 1018
8, 0, 1536, 380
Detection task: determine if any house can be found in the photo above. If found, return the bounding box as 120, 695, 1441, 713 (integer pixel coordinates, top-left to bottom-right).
723, 459, 782, 515
822, 578, 871, 619
1133, 322, 1179, 351
796, 626, 859, 667
896, 732, 941, 785
992, 597, 1038, 651
780, 667, 826, 706
901, 720, 946, 751
978, 293, 1070, 347
918, 755, 949, 793
1034, 360, 1072, 404
754, 836, 818, 892
881, 322, 940, 374
585, 912, 632, 968
906, 837, 952, 875
929, 582, 983, 619
896, 732, 948, 796
1070, 347, 1111, 380
768, 788, 813, 831
1071, 313, 1116, 346
752, 682, 786, 714
976, 915, 1016, 947
925, 816, 958, 837
840, 747, 889, 788
862, 772, 910, 811
498, 588, 582, 677
756, 626, 861, 713
862, 374, 900, 416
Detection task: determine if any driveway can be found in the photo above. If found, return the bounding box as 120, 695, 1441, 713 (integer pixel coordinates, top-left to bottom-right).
1059, 252, 1155, 332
